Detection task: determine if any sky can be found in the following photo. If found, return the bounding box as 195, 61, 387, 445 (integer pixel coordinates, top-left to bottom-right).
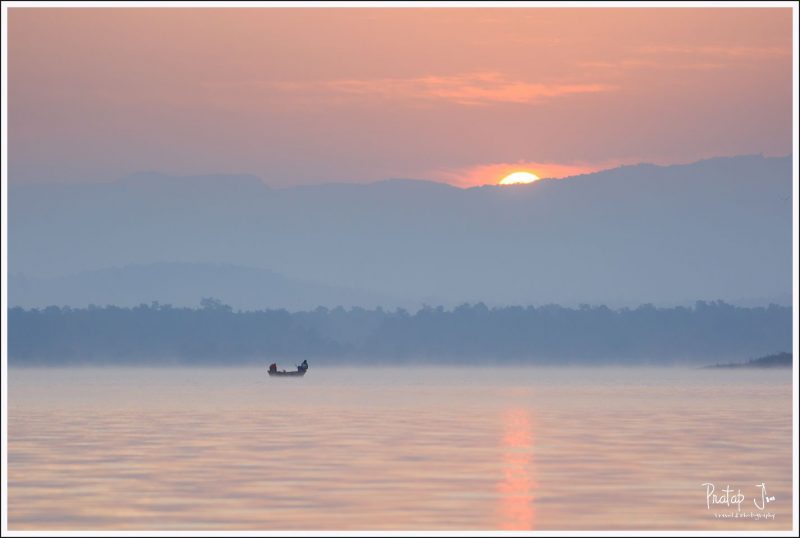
7, 7, 794, 188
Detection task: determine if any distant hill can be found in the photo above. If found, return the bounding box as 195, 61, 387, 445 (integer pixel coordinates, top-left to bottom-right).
8, 263, 400, 311
8, 155, 792, 309
703, 352, 792, 369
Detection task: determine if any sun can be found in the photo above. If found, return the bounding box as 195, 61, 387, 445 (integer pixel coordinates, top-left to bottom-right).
498, 171, 540, 186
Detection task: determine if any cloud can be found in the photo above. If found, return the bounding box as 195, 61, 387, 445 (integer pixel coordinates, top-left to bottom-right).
275, 72, 615, 106
637, 44, 789, 58
578, 59, 726, 72
577, 43, 788, 75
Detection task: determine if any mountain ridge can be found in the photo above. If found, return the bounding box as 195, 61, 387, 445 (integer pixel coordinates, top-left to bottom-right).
9, 155, 792, 308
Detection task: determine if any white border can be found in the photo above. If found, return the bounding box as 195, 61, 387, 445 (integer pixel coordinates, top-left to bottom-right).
1, 1, 798, 536
0, 1, 798, 7
791, 0, 799, 535
0, 0, 7, 535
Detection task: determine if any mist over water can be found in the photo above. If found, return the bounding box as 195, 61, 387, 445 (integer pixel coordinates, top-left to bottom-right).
8, 366, 793, 530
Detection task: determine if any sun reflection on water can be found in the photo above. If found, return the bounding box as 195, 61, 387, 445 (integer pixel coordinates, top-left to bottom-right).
496, 408, 536, 530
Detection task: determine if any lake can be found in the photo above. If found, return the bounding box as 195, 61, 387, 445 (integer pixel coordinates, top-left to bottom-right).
7, 365, 794, 530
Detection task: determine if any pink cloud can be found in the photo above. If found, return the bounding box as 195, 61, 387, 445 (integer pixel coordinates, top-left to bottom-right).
277, 72, 615, 106
578, 59, 726, 72
637, 44, 789, 58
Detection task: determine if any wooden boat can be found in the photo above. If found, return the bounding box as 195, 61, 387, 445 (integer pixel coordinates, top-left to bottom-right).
268, 361, 308, 377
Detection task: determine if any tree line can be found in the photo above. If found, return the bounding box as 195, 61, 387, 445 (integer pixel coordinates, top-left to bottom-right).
7, 299, 792, 365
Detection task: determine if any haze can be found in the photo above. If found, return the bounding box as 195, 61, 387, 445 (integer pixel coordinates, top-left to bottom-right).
8, 156, 792, 309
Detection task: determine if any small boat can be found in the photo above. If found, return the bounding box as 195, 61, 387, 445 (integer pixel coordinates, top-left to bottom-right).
268, 360, 308, 377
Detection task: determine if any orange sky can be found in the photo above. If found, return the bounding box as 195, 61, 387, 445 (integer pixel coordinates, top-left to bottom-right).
7, 7, 794, 187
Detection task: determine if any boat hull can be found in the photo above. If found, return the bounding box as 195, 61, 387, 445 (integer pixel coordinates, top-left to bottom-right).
268, 370, 307, 377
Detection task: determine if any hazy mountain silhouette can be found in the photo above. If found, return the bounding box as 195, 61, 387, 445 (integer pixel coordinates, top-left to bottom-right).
8, 263, 402, 311
9, 155, 792, 309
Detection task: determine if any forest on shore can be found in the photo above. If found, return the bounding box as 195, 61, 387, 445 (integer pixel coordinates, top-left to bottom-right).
8, 299, 792, 365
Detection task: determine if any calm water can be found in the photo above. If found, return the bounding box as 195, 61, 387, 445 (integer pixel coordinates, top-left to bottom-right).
7, 366, 794, 530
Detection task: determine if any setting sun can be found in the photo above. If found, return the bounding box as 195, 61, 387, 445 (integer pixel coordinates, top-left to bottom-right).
499, 171, 540, 185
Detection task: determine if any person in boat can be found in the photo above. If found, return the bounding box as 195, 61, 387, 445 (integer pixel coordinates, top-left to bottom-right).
268, 363, 277, 374
298, 359, 309, 372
